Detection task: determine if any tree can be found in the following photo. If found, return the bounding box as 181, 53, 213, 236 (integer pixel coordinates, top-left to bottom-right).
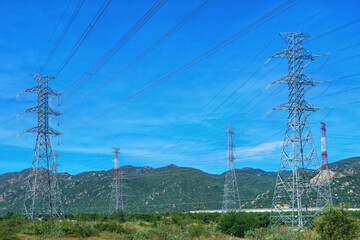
313, 206, 359, 240
217, 211, 260, 237
109, 209, 125, 222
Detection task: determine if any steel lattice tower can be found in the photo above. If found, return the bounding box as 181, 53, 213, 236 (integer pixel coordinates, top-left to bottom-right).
270, 33, 332, 229
222, 126, 241, 212
109, 148, 124, 215
19, 73, 63, 219
317, 122, 333, 206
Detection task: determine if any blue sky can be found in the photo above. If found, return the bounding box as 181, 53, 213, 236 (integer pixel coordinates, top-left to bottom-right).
0, 0, 359, 175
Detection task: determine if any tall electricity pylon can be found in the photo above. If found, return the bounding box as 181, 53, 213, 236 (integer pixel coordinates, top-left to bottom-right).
317, 122, 333, 206
222, 126, 241, 212
109, 147, 124, 215
19, 73, 63, 219
270, 33, 332, 229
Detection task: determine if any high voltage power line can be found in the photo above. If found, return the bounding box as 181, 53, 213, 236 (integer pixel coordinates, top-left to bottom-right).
62, 4, 360, 173
32, 0, 72, 73
0, 0, 112, 129
73, 12, 360, 129
61, 118, 286, 177
49, 68, 356, 175
64, 0, 215, 111
74, 0, 303, 128
55, 0, 113, 77
39, 0, 85, 73
5, 67, 356, 177
2, 5, 359, 132
61, 0, 168, 104
132, 48, 359, 166
56, 10, 360, 169
307, 17, 360, 43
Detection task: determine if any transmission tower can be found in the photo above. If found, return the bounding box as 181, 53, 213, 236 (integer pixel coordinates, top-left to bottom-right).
109, 147, 124, 215
19, 73, 63, 219
318, 122, 333, 206
270, 32, 332, 229
222, 126, 241, 212
54, 151, 59, 175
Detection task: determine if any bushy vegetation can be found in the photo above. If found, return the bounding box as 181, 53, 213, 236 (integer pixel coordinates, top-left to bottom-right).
216, 211, 269, 237
1, 209, 360, 239
32, 220, 99, 238
245, 227, 317, 240
0, 212, 23, 240
313, 206, 360, 240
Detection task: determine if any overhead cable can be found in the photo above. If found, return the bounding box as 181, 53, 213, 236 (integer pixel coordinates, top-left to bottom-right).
76, 0, 302, 128
61, 0, 168, 104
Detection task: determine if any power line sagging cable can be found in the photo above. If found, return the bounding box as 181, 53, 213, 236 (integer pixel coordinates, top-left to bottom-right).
55, 0, 113, 77
40, 0, 86, 73
32, 0, 72, 73
76, 0, 303, 128
66, 0, 215, 110
61, 0, 168, 104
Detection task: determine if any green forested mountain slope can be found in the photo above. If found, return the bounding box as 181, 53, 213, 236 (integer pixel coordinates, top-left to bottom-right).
1, 157, 359, 215
244, 157, 360, 208
0, 164, 276, 215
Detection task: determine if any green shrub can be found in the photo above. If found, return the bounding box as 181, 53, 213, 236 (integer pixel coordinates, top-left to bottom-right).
189, 212, 221, 224
33, 220, 57, 236
133, 227, 156, 240
109, 209, 126, 222
59, 220, 78, 235
133, 223, 186, 240
257, 213, 271, 228
73, 213, 93, 222
313, 206, 360, 240
94, 221, 131, 234
73, 222, 99, 239
33, 220, 98, 238
217, 211, 260, 237
188, 224, 206, 239
163, 211, 170, 217
0, 229, 20, 240
169, 214, 186, 226
139, 221, 148, 227
0, 217, 25, 236
2, 212, 20, 221
245, 227, 315, 240
126, 213, 162, 223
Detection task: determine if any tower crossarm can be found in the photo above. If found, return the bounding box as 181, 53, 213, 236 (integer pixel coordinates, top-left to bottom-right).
19, 126, 62, 137
47, 87, 63, 97
48, 107, 63, 117
18, 127, 38, 136
48, 127, 63, 137
18, 86, 39, 96
270, 48, 317, 60
18, 106, 39, 116
271, 75, 322, 86
272, 100, 321, 112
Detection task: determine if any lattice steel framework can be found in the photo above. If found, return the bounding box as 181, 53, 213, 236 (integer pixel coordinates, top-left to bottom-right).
222, 126, 241, 212
19, 73, 63, 219
317, 122, 333, 206
270, 33, 332, 229
109, 147, 124, 215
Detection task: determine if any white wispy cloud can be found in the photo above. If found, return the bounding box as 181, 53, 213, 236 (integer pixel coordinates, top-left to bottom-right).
235, 140, 283, 161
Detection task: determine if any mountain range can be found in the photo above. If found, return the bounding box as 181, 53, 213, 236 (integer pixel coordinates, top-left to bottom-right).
1, 157, 360, 215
